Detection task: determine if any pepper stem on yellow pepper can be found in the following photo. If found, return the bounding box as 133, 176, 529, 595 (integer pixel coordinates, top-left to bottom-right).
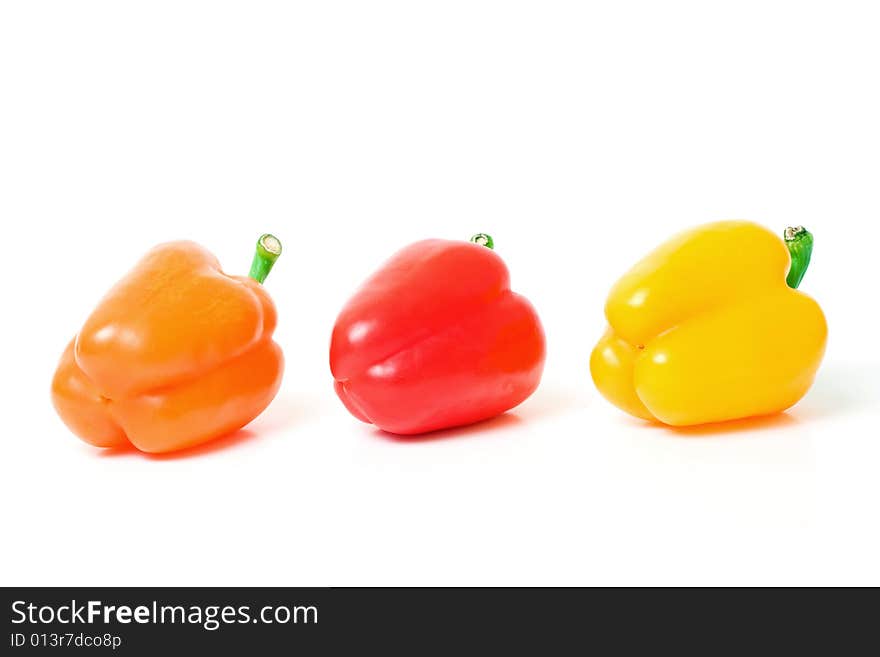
784, 226, 813, 289
470, 233, 494, 250
248, 234, 282, 284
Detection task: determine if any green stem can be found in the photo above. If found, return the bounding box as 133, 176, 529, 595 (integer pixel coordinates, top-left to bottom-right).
248, 234, 282, 284
784, 226, 813, 289
470, 233, 494, 250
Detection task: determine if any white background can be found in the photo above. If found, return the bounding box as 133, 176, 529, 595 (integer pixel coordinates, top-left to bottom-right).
1, 1, 878, 586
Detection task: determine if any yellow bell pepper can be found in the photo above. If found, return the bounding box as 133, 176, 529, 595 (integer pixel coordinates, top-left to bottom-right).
590, 220, 827, 426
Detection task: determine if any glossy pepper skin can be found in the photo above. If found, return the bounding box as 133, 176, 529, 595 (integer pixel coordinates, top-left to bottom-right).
590, 220, 827, 426
51, 237, 284, 453
330, 235, 546, 435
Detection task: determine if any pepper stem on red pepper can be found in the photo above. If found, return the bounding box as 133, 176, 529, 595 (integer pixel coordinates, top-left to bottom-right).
470, 233, 494, 250
784, 226, 813, 289
248, 234, 282, 284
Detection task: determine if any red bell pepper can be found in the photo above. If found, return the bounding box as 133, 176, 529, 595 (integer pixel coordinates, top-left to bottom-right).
330, 234, 546, 434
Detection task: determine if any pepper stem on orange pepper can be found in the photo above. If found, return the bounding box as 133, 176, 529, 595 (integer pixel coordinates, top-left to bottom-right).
470, 233, 494, 250
248, 234, 282, 284
784, 226, 813, 289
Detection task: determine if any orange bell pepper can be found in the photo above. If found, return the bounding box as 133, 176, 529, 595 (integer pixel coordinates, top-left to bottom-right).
51, 235, 284, 453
